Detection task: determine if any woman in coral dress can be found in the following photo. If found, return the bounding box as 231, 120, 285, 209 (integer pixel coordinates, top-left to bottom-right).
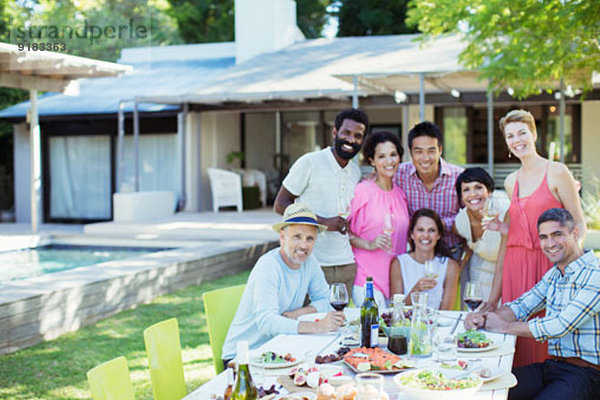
349, 131, 410, 309
485, 110, 586, 367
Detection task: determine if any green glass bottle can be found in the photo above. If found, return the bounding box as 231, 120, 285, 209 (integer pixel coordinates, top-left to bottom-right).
360, 277, 379, 348
231, 341, 258, 400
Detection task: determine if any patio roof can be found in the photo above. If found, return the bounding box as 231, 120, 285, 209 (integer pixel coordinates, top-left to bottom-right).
0, 42, 132, 93
0, 42, 131, 234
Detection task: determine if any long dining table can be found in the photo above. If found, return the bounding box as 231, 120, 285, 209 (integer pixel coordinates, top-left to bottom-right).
185, 310, 517, 399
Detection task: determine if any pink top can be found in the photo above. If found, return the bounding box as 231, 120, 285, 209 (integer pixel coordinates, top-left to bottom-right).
349, 180, 410, 298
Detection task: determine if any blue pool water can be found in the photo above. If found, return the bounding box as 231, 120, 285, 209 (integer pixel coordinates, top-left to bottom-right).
0, 245, 168, 283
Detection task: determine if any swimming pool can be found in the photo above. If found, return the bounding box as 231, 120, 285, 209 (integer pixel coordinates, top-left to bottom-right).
0, 245, 168, 283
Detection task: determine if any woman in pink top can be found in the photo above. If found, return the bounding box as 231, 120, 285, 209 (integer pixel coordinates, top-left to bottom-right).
349, 131, 410, 309
485, 109, 586, 367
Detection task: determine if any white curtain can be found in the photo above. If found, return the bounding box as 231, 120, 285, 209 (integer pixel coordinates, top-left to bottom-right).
120, 133, 180, 195
49, 136, 111, 219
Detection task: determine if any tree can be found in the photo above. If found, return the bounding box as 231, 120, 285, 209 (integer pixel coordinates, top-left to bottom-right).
7, 0, 183, 62
297, 0, 331, 38
406, 0, 600, 97
166, 0, 233, 43
335, 0, 418, 37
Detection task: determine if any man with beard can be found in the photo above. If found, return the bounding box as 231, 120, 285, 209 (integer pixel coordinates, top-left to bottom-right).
465, 208, 600, 400
221, 203, 345, 363
274, 108, 369, 294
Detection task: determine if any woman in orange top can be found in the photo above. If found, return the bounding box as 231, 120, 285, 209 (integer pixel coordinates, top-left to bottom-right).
485, 109, 586, 367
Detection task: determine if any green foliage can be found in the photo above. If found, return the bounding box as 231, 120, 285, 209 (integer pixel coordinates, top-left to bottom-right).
335, 0, 419, 37
297, 0, 331, 38
407, 0, 600, 98
0, 270, 251, 400
6, 0, 183, 62
166, 0, 233, 43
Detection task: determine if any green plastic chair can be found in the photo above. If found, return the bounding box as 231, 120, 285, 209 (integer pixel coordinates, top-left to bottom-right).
143, 318, 187, 400
87, 356, 135, 400
203, 284, 246, 374
452, 281, 462, 311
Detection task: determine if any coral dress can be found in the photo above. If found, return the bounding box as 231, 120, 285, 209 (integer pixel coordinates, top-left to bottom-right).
504, 167, 562, 367
349, 180, 410, 299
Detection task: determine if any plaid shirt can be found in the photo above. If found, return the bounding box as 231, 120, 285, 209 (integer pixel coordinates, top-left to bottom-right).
394, 158, 463, 249
507, 250, 600, 366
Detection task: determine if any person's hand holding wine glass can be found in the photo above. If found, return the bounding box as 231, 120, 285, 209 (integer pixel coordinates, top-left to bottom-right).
382, 213, 395, 254
328, 283, 349, 332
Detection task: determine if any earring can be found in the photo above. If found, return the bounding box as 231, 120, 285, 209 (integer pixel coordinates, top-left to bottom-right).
508, 151, 512, 159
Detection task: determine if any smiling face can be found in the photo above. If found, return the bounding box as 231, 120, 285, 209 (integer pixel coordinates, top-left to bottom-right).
460, 181, 492, 213
504, 121, 537, 159
332, 118, 366, 161
410, 216, 441, 253
538, 220, 579, 268
370, 141, 400, 180
409, 136, 442, 177
279, 224, 317, 269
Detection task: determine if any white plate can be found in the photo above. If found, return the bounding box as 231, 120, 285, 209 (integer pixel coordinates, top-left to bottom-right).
251, 354, 303, 369
437, 316, 454, 327
457, 341, 498, 353
275, 392, 316, 400
298, 313, 326, 322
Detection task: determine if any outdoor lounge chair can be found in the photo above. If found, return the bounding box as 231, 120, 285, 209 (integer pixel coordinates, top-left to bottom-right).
207, 168, 243, 212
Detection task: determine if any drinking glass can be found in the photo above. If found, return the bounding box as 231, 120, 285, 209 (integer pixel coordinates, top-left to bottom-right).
383, 213, 395, 254
424, 259, 439, 279
482, 197, 497, 224
464, 281, 483, 312
355, 373, 384, 400
433, 332, 458, 362
329, 283, 349, 312
337, 194, 350, 219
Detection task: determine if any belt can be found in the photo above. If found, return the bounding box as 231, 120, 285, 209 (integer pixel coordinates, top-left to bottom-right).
549, 355, 600, 372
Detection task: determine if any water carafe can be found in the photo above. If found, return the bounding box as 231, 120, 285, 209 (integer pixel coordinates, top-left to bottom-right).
409, 292, 432, 357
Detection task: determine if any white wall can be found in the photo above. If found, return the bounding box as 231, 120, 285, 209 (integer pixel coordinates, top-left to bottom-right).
235, 0, 303, 64
192, 111, 241, 211
581, 101, 600, 192
13, 123, 30, 223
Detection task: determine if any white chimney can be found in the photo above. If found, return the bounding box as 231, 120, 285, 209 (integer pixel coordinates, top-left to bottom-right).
235, 0, 305, 64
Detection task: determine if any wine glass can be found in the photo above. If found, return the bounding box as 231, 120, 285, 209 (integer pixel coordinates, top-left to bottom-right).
329, 283, 349, 312
482, 197, 497, 224
337, 194, 350, 219
424, 259, 439, 279
383, 213, 395, 254
464, 281, 483, 312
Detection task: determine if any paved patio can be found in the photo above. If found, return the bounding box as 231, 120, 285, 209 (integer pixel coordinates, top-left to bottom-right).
0, 207, 280, 252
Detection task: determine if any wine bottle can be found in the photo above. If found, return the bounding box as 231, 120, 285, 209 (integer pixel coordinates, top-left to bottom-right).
360, 277, 379, 348
231, 341, 258, 400
223, 367, 234, 400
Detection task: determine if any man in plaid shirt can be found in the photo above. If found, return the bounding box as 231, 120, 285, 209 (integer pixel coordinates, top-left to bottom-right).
465, 208, 600, 399
394, 121, 464, 255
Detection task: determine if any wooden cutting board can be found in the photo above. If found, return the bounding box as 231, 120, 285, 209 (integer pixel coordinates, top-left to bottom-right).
277, 375, 317, 394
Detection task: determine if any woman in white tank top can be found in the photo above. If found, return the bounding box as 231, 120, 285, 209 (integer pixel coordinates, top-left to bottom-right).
390, 209, 460, 310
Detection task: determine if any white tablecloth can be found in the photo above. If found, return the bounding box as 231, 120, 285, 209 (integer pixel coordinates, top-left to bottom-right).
185, 311, 517, 399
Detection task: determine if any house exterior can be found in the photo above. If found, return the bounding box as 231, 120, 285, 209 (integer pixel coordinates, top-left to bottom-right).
2, 0, 599, 223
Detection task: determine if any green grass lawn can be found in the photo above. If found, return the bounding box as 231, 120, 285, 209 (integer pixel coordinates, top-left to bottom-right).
0, 270, 251, 400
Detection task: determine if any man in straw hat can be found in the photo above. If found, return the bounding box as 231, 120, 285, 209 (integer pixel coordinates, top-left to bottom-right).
221, 203, 346, 362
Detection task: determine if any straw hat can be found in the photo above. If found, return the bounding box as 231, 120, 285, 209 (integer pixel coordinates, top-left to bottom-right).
272, 203, 328, 233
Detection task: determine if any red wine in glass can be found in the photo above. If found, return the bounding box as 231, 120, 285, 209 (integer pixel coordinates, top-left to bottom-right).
330, 301, 348, 311
464, 298, 483, 312
329, 283, 349, 312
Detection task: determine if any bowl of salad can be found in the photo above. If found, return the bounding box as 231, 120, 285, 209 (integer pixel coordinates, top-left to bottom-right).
393, 368, 482, 400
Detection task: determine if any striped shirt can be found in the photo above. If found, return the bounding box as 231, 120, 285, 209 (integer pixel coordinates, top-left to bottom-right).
394, 158, 463, 248
507, 250, 600, 366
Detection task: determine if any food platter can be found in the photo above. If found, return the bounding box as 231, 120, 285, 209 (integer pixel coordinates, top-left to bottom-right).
343, 347, 415, 375
456, 330, 496, 353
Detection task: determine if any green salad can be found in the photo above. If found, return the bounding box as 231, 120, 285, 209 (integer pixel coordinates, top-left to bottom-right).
457, 329, 491, 348
399, 369, 480, 391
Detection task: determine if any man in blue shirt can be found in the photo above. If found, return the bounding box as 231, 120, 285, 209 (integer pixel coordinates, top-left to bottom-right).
221, 203, 346, 363
465, 208, 600, 399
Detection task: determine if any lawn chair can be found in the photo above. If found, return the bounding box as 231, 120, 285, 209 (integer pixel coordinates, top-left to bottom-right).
87, 356, 135, 400
207, 168, 243, 212
143, 318, 186, 400
203, 284, 246, 374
